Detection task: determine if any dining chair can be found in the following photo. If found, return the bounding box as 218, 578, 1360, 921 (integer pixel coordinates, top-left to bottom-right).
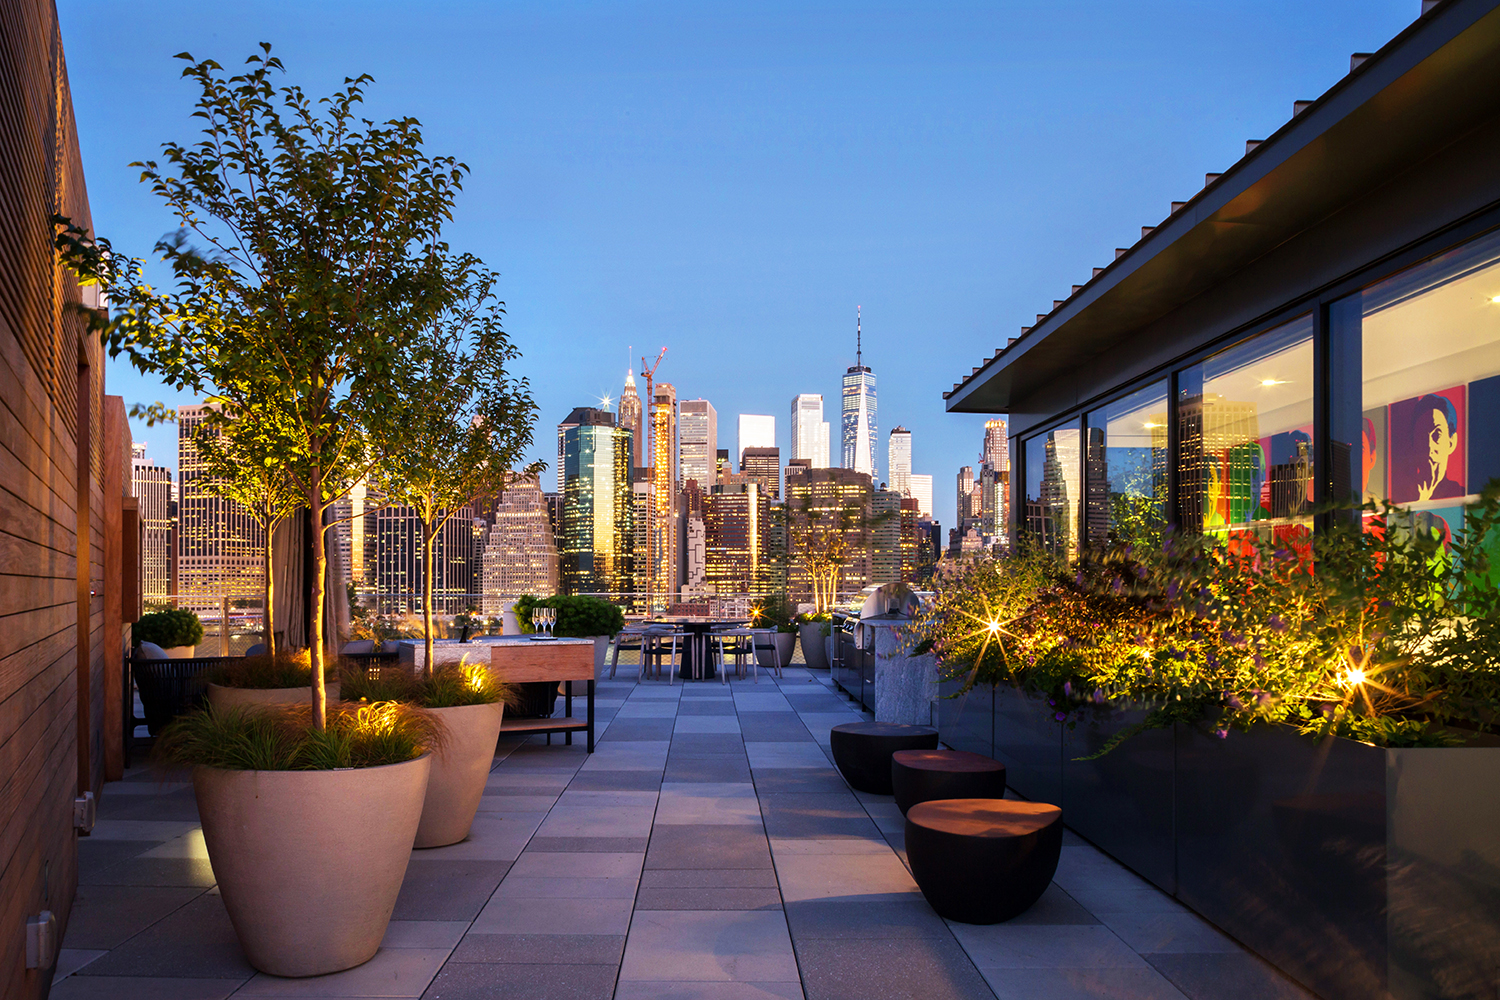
750, 628, 785, 679
715, 627, 758, 684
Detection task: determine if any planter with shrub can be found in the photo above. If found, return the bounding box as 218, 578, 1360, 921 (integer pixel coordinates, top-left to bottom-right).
514, 593, 625, 683
206, 650, 339, 710
343, 658, 513, 848
134, 608, 205, 657
156, 702, 442, 976
752, 592, 798, 667
797, 612, 831, 671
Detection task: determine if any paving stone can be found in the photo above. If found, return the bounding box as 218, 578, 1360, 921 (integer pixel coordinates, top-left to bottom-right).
619, 910, 800, 983
382, 921, 470, 949
1002, 884, 1102, 926
1144, 953, 1315, 1000
97, 789, 202, 822
641, 869, 780, 888
420, 962, 618, 1000
528, 836, 650, 853
510, 852, 644, 878
615, 982, 805, 1000
760, 794, 880, 840
48, 976, 243, 1000
665, 756, 755, 783
410, 814, 543, 862
448, 934, 627, 965
1099, 912, 1240, 953
61, 884, 204, 950
675, 716, 743, 734
636, 886, 783, 910
783, 899, 952, 940
74, 893, 251, 979
236, 946, 449, 995
494, 876, 640, 899
945, 924, 1149, 970
393, 860, 512, 921
774, 851, 921, 904
981, 968, 1189, 1000
471, 895, 635, 936
677, 700, 739, 716
671, 733, 747, 754
601, 719, 678, 742
737, 716, 816, 743
746, 744, 832, 770
81, 856, 217, 888
646, 824, 773, 870
793, 936, 996, 1000
749, 770, 850, 796
655, 783, 763, 826
76, 839, 149, 877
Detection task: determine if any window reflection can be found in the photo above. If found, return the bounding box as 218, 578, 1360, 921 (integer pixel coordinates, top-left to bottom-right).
1085, 380, 1168, 549
1025, 425, 1080, 559
1177, 316, 1315, 540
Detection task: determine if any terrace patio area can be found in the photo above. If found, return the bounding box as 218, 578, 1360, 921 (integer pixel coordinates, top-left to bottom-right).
51, 663, 1311, 1000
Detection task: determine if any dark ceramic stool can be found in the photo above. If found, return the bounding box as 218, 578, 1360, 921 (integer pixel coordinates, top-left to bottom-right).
906, 799, 1063, 924
891, 749, 1007, 815
829, 722, 939, 795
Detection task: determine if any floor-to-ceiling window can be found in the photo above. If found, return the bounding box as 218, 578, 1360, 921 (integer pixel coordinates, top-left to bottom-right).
1084, 380, 1169, 549
1025, 424, 1080, 559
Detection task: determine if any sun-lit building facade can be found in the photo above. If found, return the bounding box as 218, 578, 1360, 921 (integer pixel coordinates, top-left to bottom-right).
559, 407, 634, 595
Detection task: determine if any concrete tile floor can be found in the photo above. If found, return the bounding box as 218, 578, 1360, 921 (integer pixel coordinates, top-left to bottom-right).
54, 658, 1315, 1000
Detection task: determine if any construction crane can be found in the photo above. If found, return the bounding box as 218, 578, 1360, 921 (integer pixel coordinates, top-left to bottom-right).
639, 347, 667, 612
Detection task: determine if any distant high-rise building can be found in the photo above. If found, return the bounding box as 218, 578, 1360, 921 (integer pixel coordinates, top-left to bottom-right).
619, 368, 645, 470
374, 502, 481, 614
740, 446, 781, 501
888, 426, 912, 497
791, 394, 831, 469
678, 398, 717, 490
559, 407, 634, 595
649, 385, 679, 602
983, 418, 1009, 472
679, 480, 707, 595
704, 481, 767, 595
841, 310, 877, 477
176, 404, 265, 597
715, 449, 731, 486
957, 466, 975, 522
131, 443, 173, 598
737, 414, 775, 467
909, 474, 933, 519
480, 476, 559, 611
784, 464, 873, 607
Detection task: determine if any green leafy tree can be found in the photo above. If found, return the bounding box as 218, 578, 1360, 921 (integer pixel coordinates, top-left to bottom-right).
55, 46, 465, 728
374, 263, 542, 677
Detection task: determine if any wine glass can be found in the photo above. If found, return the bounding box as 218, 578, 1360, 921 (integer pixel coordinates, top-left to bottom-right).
545, 607, 556, 637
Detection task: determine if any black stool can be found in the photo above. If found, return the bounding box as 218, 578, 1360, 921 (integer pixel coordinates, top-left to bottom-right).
891, 749, 1007, 815
906, 799, 1062, 924
829, 722, 939, 795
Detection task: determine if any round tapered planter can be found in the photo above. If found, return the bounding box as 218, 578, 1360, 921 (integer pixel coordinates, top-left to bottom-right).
414, 701, 506, 848
192, 755, 431, 977
799, 624, 828, 670
207, 681, 340, 711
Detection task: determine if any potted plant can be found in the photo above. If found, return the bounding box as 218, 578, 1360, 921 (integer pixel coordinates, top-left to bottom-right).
206, 649, 340, 710
751, 592, 798, 667
155, 702, 441, 976
134, 608, 205, 658
797, 611, 832, 671
515, 593, 625, 680
343, 657, 514, 847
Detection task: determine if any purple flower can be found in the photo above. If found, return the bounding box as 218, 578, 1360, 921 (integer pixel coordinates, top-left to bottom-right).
1256, 691, 1272, 708
1063, 682, 1073, 697
1048, 699, 1056, 707
1267, 615, 1287, 633
1092, 689, 1106, 705
1167, 582, 1180, 600
1225, 694, 1244, 710
1215, 728, 1229, 739
1054, 712, 1068, 722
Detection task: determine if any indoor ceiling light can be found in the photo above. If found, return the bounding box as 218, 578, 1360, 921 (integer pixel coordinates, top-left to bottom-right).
1260, 378, 1289, 387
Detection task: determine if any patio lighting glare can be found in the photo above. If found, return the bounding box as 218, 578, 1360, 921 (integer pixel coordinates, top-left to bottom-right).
355, 701, 401, 736
985, 620, 1001, 635
1491, 294, 1500, 303
1343, 668, 1368, 688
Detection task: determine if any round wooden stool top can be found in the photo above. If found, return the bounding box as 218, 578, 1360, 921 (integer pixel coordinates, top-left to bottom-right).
892, 749, 1005, 774
906, 798, 1061, 838
831, 722, 939, 738
829, 722, 939, 795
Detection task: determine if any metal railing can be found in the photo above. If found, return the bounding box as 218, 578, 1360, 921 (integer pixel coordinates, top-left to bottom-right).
141, 594, 267, 656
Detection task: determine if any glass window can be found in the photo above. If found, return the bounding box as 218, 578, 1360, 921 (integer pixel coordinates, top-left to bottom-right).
1085, 380, 1169, 549
1359, 227, 1500, 548
1177, 315, 1315, 540
1025, 424, 1081, 559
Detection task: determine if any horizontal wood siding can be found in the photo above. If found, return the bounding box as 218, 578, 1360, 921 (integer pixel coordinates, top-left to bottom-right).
0, 1, 114, 998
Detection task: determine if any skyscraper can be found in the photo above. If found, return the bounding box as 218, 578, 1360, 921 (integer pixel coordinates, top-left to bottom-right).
983, 418, 1009, 471
841, 310, 877, 478
790, 394, 830, 468
678, 398, 717, 490
176, 404, 265, 597
619, 368, 645, 470
704, 481, 767, 595
131, 443, 173, 597
740, 446, 781, 501
374, 502, 482, 613
650, 385, 679, 602
480, 476, 559, 611
957, 466, 975, 522
909, 474, 933, 519
737, 414, 775, 467
888, 426, 912, 496
559, 407, 634, 595
784, 464, 873, 607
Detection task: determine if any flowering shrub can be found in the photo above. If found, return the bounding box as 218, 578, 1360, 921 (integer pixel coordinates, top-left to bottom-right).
917, 483, 1500, 752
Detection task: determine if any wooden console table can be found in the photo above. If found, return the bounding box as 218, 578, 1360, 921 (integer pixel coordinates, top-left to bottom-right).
489, 637, 596, 753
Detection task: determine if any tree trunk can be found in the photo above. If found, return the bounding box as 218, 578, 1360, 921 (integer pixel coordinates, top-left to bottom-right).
264, 518, 277, 657
422, 514, 437, 682
309, 480, 328, 731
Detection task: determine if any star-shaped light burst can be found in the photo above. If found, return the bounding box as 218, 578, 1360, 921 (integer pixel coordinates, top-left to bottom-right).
598, 392, 615, 411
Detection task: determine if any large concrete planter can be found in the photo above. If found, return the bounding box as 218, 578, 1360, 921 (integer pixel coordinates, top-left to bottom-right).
192, 755, 431, 977
799, 624, 829, 670
414, 701, 505, 848
164, 645, 198, 659
207, 681, 339, 711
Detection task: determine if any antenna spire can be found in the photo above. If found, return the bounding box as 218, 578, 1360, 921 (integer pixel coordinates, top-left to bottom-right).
856, 306, 862, 368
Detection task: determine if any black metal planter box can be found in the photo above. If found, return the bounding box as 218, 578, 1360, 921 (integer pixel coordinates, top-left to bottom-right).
938, 682, 1500, 1000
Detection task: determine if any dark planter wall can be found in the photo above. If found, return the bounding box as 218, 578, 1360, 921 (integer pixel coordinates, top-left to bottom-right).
992, 685, 1063, 806
1063, 709, 1175, 895
937, 679, 994, 759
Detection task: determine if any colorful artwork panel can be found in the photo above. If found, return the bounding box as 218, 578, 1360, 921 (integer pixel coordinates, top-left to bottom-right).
1361, 407, 1387, 502
1389, 386, 1466, 503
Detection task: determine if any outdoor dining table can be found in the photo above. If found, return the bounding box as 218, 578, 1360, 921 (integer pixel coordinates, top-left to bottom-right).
647, 617, 750, 680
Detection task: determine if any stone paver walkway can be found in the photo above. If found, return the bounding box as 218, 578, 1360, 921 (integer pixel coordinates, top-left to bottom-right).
52, 660, 1311, 1000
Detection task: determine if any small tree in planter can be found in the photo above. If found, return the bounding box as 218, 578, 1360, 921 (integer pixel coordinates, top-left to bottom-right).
373, 261, 540, 678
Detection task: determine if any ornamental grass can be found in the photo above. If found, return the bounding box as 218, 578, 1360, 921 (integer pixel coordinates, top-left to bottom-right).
155, 701, 445, 771
341, 658, 517, 710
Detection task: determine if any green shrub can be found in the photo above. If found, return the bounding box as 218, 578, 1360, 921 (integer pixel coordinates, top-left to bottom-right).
134, 609, 205, 650
209, 650, 331, 689
514, 594, 624, 637
154, 701, 444, 770
342, 657, 516, 709
752, 592, 798, 633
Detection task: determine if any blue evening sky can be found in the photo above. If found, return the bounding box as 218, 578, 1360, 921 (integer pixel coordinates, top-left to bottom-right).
59, 0, 1415, 531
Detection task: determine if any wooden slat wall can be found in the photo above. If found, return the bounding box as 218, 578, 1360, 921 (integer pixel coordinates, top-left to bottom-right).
0, 1, 116, 998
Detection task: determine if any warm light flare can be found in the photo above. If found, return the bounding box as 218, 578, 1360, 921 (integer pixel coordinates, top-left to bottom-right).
1343, 668, 1367, 688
